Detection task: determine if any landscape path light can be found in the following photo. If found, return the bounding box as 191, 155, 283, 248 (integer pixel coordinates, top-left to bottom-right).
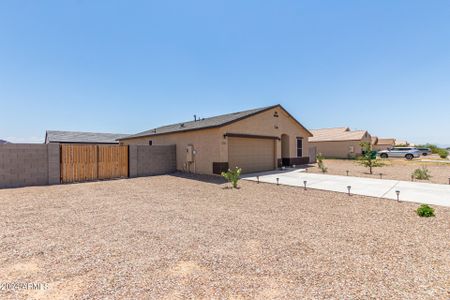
303, 180, 307, 190
396, 190, 400, 202
276, 178, 279, 185
346, 170, 349, 176
347, 185, 351, 196
256, 176, 260, 184
379, 173, 383, 179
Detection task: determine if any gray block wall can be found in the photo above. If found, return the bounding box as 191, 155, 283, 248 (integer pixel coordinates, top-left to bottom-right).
129, 145, 176, 178
1, 143, 176, 188
0, 144, 60, 189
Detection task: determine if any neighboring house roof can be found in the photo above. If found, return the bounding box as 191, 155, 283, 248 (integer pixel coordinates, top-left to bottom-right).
309, 127, 369, 142
394, 140, 408, 145
377, 138, 396, 145
45, 130, 130, 144
0, 139, 10, 144
119, 104, 312, 140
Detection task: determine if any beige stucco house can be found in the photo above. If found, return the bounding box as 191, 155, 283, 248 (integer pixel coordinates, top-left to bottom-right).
308, 127, 372, 158
118, 105, 312, 174
371, 137, 396, 151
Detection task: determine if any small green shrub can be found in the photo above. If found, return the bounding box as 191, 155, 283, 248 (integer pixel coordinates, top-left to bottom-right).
316, 153, 328, 173
437, 149, 449, 159
416, 204, 435, 217
221, 167, 242, 188
412, 167, 431, 180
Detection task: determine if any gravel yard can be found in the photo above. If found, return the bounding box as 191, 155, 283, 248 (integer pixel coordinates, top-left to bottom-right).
308, 158, 450, 184
1, 174, 449, 299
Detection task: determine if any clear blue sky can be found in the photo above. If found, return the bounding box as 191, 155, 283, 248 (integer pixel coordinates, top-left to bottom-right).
1, 1, 449, 145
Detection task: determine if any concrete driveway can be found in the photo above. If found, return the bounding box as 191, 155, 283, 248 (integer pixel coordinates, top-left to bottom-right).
242, 169, 450, 207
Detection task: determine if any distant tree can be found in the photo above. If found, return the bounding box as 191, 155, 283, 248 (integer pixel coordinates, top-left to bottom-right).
356, 142, 385, 174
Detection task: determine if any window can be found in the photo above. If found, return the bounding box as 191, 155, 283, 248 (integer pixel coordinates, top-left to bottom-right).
149, 140, 153, 146
296, 138, 303, 157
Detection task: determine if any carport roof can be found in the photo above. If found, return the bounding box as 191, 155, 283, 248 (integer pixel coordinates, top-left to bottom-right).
119, 104, 312, 140
45, 130, 130, 144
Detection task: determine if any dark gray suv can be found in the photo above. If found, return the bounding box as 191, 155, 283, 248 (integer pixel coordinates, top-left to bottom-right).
417, 148, 432, 156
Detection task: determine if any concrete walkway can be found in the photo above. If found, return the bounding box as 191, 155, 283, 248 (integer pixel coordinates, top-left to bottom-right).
242, 169, 450, 207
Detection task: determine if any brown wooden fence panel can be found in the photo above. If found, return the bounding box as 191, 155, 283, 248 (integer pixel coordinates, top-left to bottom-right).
60, 144, 128, 183
98, 145, 128, 179
60, 144, 98, 183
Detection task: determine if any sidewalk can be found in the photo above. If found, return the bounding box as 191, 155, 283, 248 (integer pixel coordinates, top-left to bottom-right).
242, 169, 450, 207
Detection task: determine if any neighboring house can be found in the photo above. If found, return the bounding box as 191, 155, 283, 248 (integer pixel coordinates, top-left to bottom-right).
372, 137, 396, 151
394, 140, 409, 146
45, 130, 130, 144
118, 104, 313, 174
308, 127, 372, 158
0, 139, 10, 144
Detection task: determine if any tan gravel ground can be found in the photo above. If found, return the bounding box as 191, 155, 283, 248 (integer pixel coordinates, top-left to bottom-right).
0, 174, 449, 299
307, 158, 450, 184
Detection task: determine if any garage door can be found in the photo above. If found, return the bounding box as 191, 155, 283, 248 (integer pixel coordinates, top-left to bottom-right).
228, 137, 275, 173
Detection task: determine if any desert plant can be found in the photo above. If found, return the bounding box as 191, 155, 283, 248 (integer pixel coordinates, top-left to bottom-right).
316, 153, 328, 173
356, 142, 385, 174
412, 167, 432, 180
437, 149, 449, 159
221, 167, 242, 188
416, 204, 435, 217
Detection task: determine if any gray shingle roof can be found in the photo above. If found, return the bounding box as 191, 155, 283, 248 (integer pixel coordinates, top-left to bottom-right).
45, 130, 130, 144
120, 105, 287, 140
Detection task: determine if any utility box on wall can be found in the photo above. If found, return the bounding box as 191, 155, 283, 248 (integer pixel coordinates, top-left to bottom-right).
186, 145, 194, 162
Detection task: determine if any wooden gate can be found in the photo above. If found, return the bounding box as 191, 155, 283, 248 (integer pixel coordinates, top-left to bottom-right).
60, 144, 128, 183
